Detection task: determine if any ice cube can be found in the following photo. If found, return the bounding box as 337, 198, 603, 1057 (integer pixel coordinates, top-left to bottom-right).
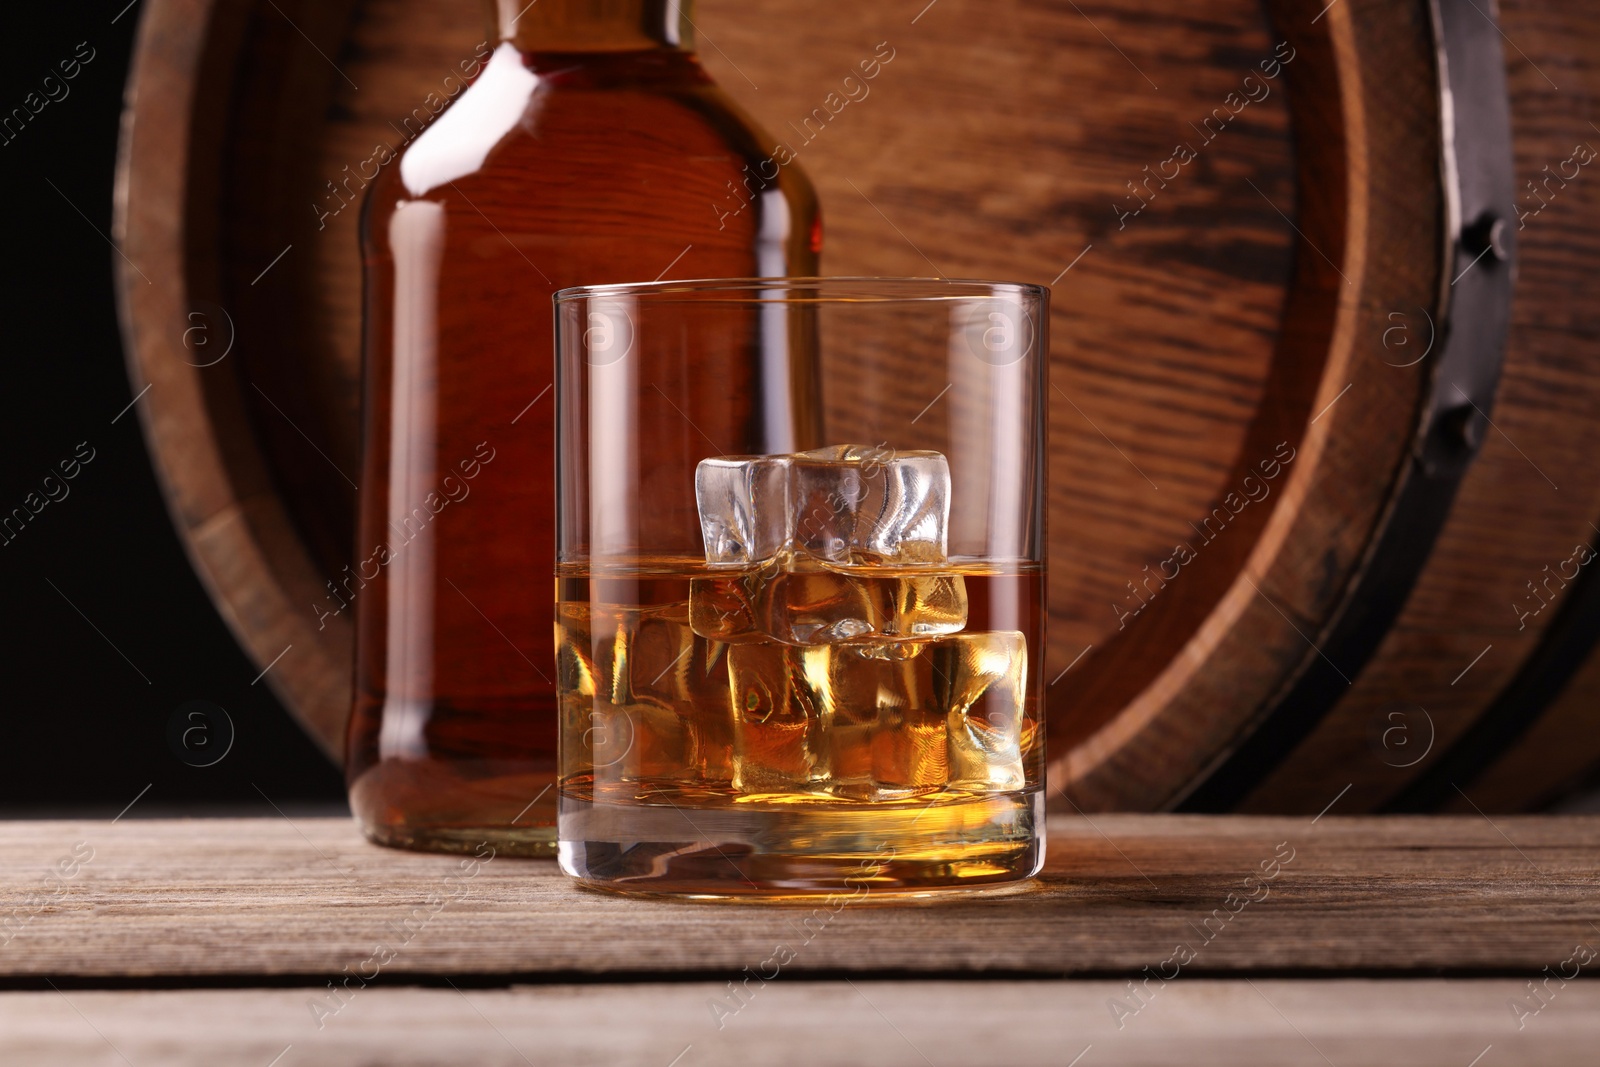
872, 702, 950, 794
764, 568, 881, 644
790, 444, 951, 564
728, 643, 824, 793
695, 444, 953, 567
747, 642, 944, 799
766, 569, 968, 645
687, 572, 766, 645
718, 632, 1028, 799
556, 601, 733, 789
727, 639, 950, 799
688, 568, 968, 646
692, 445, 963, 645
696, 456, 791, 566
788, 449, 862, 563
936, 631, 1028, 791
839, 445, 950, 563
886, 574, 969, 638
828, 644, 949, 797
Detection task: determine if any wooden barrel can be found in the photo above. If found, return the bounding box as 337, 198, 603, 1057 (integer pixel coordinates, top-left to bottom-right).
114, 0, 1600, 812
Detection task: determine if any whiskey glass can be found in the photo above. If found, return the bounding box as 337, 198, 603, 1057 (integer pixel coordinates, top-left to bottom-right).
554, 278, 1047, 897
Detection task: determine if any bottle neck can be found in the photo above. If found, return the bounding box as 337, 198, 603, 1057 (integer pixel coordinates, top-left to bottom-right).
487, 0, 695, 53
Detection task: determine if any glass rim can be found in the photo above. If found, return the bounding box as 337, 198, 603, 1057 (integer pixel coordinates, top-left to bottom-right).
553, 275, 1049, 304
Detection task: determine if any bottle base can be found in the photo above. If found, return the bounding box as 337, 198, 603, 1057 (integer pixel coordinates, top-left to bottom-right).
557, 787, 1044, 898
359, 821, 558, 858
349, 761, 559, 857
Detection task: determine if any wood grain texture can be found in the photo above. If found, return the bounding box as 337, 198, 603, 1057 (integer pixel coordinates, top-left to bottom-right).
1241, 0, 1600, 814
3, 815, 1597, 978
5, 981, 1600, 1066
113, 0, 353, 753
1426, 0, 1600, 810
1052, 0, 1441, 808
1458, 642, 1600, 812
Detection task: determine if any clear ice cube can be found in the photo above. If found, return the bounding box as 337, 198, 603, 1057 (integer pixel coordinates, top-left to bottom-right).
726, 641, 947, 800
792, 444, 950, 564
687, 572, 766, 644
937, 631, 1028, 791
688, 569, 968, 646
695, 444, 952, 567
788, 448, 863, 564
556, 601, 733, 789
887, 573, 970, 638
692, 444, 964, 647
722, 632, 1028, 800
696, 456, 791, 566
728, 642, 823, 793
820, 643, 948, 797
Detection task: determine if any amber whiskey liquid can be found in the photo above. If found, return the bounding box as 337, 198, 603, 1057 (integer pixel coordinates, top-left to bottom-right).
556, 560, 1046, 895
348, 2, 820, 854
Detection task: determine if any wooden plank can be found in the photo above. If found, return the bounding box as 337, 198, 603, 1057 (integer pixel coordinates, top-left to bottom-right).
3, 815, 1597, 978
4, 980, 1599, 1066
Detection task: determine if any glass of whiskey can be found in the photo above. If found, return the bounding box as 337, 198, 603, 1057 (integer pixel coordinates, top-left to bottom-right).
554, 278, 1047, 897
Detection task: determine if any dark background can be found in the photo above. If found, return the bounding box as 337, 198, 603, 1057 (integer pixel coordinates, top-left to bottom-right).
0, 4, 344, 812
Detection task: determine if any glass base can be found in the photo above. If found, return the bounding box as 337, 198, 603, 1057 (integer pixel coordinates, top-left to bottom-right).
558, 787, 1044, 898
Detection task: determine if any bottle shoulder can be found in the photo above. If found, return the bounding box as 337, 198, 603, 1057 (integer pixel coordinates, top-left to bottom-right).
374, 44, 802, 187
360, 44, 819, 264
368, 70, 812, 214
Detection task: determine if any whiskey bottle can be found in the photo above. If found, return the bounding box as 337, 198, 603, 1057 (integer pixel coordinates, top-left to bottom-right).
348, 0, 821, 854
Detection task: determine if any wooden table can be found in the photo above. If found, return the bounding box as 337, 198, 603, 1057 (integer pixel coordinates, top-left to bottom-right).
4, 814, 1598, 1065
